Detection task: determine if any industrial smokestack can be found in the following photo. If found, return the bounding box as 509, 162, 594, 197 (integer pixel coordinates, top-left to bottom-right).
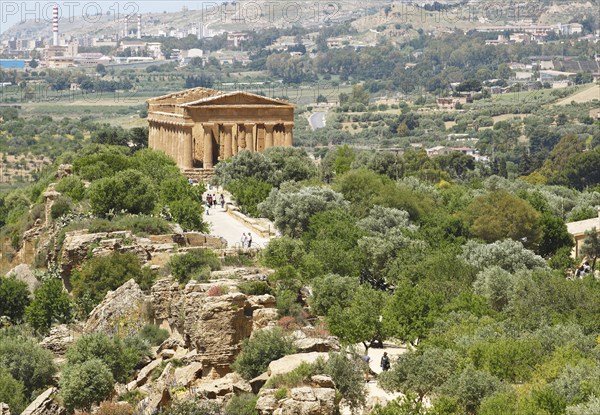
137, 14, 141, 39
125, 15, 129, 37
52, 4, 59, 46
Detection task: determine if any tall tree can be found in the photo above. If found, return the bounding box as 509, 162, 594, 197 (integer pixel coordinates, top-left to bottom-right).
580, 228, 600, 270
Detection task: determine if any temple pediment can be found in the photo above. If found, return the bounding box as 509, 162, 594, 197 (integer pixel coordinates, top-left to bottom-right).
147, 87, 220, 105
182, 91, 294, 108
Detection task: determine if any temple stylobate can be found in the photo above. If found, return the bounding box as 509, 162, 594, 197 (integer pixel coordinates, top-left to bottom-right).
147, 87, 295, 171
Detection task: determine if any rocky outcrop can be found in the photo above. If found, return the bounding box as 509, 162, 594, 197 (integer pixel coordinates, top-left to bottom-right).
0, 403, 9, 415
59, 231, 227, 285
174, 362, 203, 387
193, 373, 248, 399
268, 352, 330, 377
184, 292, 254, 376
151, 278, 184, 335
39, 325, 73, 356
56, 164, 72, 179
20, 387, 66, 415
59, 230, 154, 282
151, 280, 262, 376
310, 375, 336, 389
84, 279, 148, 335
249, 294, 278, 331
136, 363, 172, 415
5, 264, 39, 293
129, 359, 163, 390
252, 308, 279, 331
256, 385, 336, 415
292, 330, 340, 353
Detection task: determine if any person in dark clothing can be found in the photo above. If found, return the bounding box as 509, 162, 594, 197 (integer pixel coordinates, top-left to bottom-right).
380, 352, 391, 371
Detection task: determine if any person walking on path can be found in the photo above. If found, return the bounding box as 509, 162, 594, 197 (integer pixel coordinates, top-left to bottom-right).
247, 233, 252, 248
220, 194, 225, 209
241, 233, 248, 249
380, 352, 391, 372
361, 355, 372, 382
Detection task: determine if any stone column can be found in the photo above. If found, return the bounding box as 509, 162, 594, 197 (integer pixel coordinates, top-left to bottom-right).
148, 123, 154, 149
164, 125, 169, 156
244, 123, 255, 152
175, 127, 182, 167
158, 125, 165, 153
192, 123, 204, 165
264, 123, 275, 150
203, 123, 215, 169
238, 124, 247, 150
232, 125, 238, 156
182, 127, 193, 169
170, 126, 175, 160
284, 122, 294, 147
223, 123, 234, 159
277, 125, 285, 146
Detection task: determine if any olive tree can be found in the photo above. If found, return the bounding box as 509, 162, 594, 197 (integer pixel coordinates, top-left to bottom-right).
89, 169, 157, 215
460, 239, 547, 273
60, 358, 114, 411
258, 185, 348, 237
379, 347, 460, 402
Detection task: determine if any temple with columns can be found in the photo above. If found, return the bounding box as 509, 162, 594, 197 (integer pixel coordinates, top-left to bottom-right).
146, 88, 295, 173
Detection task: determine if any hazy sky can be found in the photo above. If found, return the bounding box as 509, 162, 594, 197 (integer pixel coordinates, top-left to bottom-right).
0, 1, 213, 33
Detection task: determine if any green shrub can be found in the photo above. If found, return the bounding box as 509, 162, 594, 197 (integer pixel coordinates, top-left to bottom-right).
168, 249, 221, 284
226, 393, 258, 415
0, 334, 56, 398
370, 394, 427, 415
321, 352, 367, 411
55, 176, 86, 202
0, 366, 26, 415
130, 149, 182, 185
71, 252, 154, 311
259, 236, 306, 269
222, 253, 255, 267
266, 362, 318, 389
232, 327, 296, 380
60, 358, 114, 412
276, 289, 303, 318
118, 390, 146, 406
89, 169, 157, 215
87, 215, 172, 236
169, 198, 207, 232
139, 324, 170, 346
0, 277, 30, 323
159, 176, 203, 205
310, 274, 359, 316
274, 388, 288, 401
25, 278, 73, 334
238, 281, 273, 296
50, 196, 72, 219
227, 177, 273, 217
66, 333, 148, 383
157, 400, 224, 415
72, 146, 132, 181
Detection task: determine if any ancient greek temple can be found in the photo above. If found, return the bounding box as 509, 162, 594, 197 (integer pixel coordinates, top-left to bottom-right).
146, 88, 294, 171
